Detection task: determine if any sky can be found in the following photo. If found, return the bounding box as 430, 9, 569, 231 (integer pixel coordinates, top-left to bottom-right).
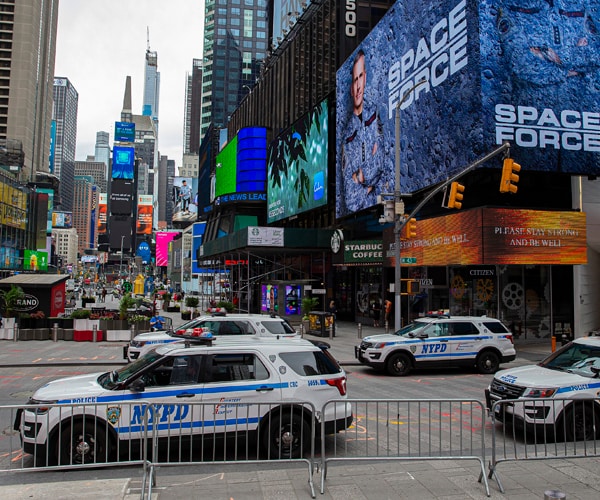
55, 0, 204, 167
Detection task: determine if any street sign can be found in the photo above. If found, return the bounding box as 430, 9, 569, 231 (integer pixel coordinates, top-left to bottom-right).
400, 257, 417, 264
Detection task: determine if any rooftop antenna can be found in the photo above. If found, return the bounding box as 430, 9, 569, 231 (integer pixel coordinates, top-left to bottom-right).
146, 26, 150, 52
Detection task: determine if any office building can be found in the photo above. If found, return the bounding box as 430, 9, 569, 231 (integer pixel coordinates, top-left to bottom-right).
73, 175, 96, 255
1, 0, 59, 182
52, 77, 79, 211
75, 158, 107, 193
199, 0, 268, 139
94, 131, 110, 175
142, 44, 160, 130
184, 58, 202, 155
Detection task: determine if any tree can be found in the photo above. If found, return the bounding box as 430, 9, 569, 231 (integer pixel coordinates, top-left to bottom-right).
0, 285, 25, 318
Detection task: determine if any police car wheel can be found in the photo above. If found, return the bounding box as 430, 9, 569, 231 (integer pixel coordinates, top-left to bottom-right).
263, 411, 309, 459
58, 421, 109, 465
562, 401, 600, 442
476, 351, 500, 375
386, 352, 412, 376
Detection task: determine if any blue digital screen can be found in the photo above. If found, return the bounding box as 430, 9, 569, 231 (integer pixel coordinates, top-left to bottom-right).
115, 122, 135, 142
112, 146, 135, 179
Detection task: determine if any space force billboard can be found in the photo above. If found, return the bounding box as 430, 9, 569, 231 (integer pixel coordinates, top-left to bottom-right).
336, 0, 600, 218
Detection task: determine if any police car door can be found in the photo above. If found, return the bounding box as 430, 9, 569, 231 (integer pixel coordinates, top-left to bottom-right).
201, 350, 280, 436
418, 321, 454, 367
120, 354, 204, 440
447, 321, 484, 363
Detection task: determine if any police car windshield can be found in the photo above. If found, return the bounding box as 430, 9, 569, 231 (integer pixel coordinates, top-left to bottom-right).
99, 350, 164, 389
395, 322, 427, 337
540, 341, 600, 377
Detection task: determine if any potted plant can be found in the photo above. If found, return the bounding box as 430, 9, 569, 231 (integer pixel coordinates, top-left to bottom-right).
301, 296, 319, 335
119, 293, 136, 320
162, 291, 172, 310
185, 296, 199, 318
0, 285, 24, 319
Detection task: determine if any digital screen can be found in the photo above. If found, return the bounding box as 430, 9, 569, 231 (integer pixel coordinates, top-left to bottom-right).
112, 146, 135, 179
156, 232, 179, 267
23, 250, 48, 271
97, 193, 107, 234
115, 121, 135, 142
285, 285, 301, 315
52, 211, 73, 229
215, 137, 238, 198
335, 0, 600, 218
136, 195, 153, 235
267, 100, 329, 223
261, 284, 278, 313
383, 208, 587, 266
109, 179, 134, 215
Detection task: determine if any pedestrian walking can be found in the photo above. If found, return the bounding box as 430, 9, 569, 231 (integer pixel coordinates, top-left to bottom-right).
101, 287, 107, 302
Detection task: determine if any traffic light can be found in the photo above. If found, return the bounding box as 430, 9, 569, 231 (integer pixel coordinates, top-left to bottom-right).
447, 182, 465, 209
405, 218, 417, 239
500, 158, 521, 193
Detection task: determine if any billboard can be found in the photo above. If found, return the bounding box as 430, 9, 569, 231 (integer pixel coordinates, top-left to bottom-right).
108, 216, 132, 251
156, 231, 179, 267
335, 0, 600, 218
37, 188, 54, 233
382, 208, 587, 267
261, 284, 279, 313
52, 211, 73, 229
115, 121, 135, 142
267, 100, 329, 223
192, 222, 207, 274
111, 146, 135, 179
172, 176, 197, 222
23, 250, 48, 272
136, 194, 153, 235
0, 183, 27, 230
97, 193, 107, 234
109, 179, 134, 215
215, 137, 237, 198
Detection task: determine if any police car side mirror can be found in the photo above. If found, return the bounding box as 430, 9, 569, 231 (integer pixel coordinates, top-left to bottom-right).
591, 366, 600, 378
129, 378, 145, 393
417, 332, 429, 339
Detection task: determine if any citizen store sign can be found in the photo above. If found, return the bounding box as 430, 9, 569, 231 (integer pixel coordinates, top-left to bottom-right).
344, 0, 357, 37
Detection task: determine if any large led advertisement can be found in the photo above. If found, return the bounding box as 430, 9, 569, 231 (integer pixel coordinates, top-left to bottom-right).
336, 0, 600, 218
115, 121, 135, 143
267, 100, 329, 223
136, 194, 153, 235
110, 179, 134, 215
382, 208, 587, 266
111, 146, 135, 179
24, 250, 48, 271
97, 193, 107, 234
52, 211, 73, 229
156, 231, 179, 267
214, 127, 267, 205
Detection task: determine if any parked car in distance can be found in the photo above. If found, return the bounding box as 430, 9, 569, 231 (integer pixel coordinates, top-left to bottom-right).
125, 312, 299, 361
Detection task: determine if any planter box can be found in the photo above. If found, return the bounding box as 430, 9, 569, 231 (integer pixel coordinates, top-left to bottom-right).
18, 329, 35, 341
100, 319, 129, 331
73, 319, 100, 332
63, 329, 74, 341
106, 330, 131, 341
181, 312, 191, 321
34, 328, 49, 341
74, 330, 104, 342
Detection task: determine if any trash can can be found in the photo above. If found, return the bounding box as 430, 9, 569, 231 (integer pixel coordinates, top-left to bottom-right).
307, 311, 335, 337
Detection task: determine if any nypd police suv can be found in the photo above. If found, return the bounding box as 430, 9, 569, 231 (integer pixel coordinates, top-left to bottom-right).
355, 314, 516, 376
125, 312, 298, 362
18, 335, 352, 465
486, 335, 600, 441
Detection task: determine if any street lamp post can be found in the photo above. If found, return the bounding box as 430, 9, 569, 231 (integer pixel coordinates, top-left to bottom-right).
119, 235, 125, 280
394, 80, 427, 332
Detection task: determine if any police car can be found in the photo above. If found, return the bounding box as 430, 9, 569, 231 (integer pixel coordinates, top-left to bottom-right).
125, 312, 298, 361
18, 335, 352, 465
355, 315, 516, 376
485, 335, 600, 441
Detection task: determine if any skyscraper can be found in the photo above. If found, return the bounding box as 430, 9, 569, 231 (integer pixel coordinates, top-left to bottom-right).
184, 58, 203, 155
52, 77, 79, 211
199, 0, 268, 139
142, 40, 160, 130
94, 131, 110, 176
1, 0, 59, 181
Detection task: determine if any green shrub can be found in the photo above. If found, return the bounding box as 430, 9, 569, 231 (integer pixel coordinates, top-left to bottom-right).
70, 309, 91, 319
217, 300, 234, 313
185, 296, 199, 308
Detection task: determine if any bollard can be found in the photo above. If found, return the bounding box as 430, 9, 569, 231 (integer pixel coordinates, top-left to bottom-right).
551, 336, 557, 352
544, 490, 566, 500
13, 323, 18, 342
52, 322, 59, 342
357, 323, 362, 339
385, 320, 389, 334
300, 322, 304, 338
329, 321, 333, 340
92, 324, 98, 343
130, 324, 136, 341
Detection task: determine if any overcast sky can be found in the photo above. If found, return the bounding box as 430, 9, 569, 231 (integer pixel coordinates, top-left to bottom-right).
55, 0, 204, 167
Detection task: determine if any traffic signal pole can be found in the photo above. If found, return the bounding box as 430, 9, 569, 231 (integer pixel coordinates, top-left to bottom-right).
392, 140, 511, 330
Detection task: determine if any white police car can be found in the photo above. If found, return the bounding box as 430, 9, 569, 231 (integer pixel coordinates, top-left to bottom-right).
18, 335, 352, 465
485, 335, 600, 441
355, 315, 516, 376
125, 312, 298, 361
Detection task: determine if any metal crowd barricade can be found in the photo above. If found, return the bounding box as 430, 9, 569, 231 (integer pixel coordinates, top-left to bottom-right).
0, 401, 151, 473
489, 397, 600, 493
320, 398, 490, 496
141, 400, 318, 499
